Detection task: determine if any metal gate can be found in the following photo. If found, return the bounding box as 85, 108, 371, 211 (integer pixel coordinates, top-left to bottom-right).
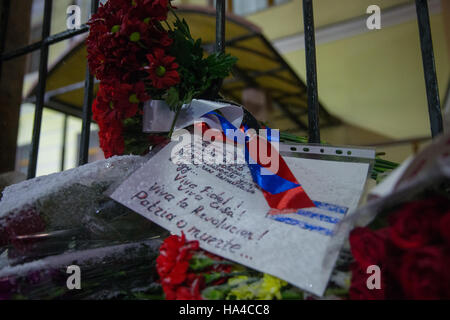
0, 0, 444, 179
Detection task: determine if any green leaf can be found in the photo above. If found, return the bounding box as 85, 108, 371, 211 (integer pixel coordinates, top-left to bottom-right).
201, 284, 231, 300
204, 272, 225, 284
189, 254, 217, 271
281, 288, 304, 300
165, 86, 180, 110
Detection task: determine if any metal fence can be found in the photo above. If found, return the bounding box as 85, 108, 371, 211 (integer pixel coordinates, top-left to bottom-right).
0, 0, 444, 180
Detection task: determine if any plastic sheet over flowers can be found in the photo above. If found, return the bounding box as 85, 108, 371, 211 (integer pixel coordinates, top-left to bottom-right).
0, 155, 169, 299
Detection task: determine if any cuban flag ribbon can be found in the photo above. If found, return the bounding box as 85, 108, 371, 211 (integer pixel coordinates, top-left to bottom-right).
199, 111, 315, 211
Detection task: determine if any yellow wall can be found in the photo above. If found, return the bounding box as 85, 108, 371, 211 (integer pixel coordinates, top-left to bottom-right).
247, 0, 412, 39
19, 0, 450, 176
177, 0, 449, 162
282, 14, 449, 139
246, 0, 449, 140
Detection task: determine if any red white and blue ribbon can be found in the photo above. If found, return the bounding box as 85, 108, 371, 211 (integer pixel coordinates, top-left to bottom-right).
200, 111, 315, 211
143, 99, 315, 211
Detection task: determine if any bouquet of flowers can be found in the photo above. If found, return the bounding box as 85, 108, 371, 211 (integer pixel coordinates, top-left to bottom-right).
0, 156, 169, 300
155, 233, 306, 300
348, 132, 450, 300
349, 195, 450, 300
87, 0, 237, 158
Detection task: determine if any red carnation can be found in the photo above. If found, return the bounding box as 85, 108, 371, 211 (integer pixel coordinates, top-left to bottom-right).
399, 246, 450, 299
93, 81, 150, 158
146, 48, 180, 89
173, 274, 205, 300
98, 118, 125, 158
156, 234, 210, 300
156, 233, 199, 287
349, 227, 389, 270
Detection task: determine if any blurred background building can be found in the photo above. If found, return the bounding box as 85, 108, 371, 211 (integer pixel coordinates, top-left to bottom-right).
1, 0, 449, 178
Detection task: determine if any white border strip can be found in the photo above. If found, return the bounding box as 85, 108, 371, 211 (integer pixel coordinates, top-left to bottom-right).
279, 143, 376, 160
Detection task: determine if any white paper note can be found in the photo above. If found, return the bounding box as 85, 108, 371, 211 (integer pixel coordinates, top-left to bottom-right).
111, 139, 370, 296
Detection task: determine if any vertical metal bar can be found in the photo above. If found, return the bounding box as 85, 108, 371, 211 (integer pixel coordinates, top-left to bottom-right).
302, 0, 320, 143
208, 0, 226, 98
27, 0, 53, 179
78, 0, 99, 166
215, 0, 226, 54
415, 0, 443, 137
0, 0, 11, 80
60, 115, 68, 172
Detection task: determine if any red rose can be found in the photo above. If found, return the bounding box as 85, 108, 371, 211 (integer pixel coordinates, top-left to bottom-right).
389, 200, 442, 250
146, 48, 180, 89
399, 246, 450, 299
349, 263, 385, 300
0, 277, 17, 300
349, 227, 389, 270
0, 206, 45, 253
439, 212, 450, 245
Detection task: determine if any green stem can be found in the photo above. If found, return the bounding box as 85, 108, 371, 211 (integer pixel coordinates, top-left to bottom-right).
169, 6, 181, 22
137, 40, 147, 49
163, 20, 173, 32
168, 104, 183, 139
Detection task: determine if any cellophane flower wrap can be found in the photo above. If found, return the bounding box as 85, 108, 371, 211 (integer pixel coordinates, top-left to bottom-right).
87, 0, 237, 158
0, 0, 408, 301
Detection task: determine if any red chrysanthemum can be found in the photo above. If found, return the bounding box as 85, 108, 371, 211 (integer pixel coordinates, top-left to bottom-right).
87, 0, 171, 82
93, 99, 125, 158
92, 81, 150, 158
146, 48, 180, 89
131, 0, 170, 21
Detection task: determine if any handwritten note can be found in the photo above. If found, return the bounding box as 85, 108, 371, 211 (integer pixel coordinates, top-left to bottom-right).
111, 137, 370, 296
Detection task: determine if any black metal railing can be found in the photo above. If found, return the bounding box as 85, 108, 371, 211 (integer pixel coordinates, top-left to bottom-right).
0, 0, 444, 179
79, 0, 99, 166
415, 0, 443, 137
303, 0, 320, 144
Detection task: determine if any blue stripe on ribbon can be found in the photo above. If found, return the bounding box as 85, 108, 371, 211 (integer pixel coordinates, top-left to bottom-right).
204, 111, 300, 195
294, 210, 341, 224
312, 201, 348, 214
248, 163, 301, 194
269, 216, 334, 236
